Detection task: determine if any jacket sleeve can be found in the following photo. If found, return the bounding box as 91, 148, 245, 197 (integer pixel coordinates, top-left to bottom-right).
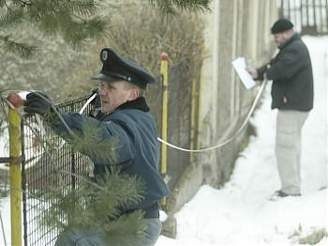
50, 112, 135, 165
265, 46, 307, 81
256, 63, 270, 80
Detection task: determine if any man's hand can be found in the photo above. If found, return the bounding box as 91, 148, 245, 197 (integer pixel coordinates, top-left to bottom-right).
24, 92, 52, 116
246, 67, 259, 79
90, 88, 100, 108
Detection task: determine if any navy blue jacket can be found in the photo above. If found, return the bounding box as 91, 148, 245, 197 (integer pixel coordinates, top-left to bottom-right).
51, 97, 169, 214
257, 33, 313, 111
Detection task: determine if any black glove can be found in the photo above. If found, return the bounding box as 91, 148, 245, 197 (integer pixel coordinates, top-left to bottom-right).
88, 88, 102, 118
256, 63, 270, 81
89, 88, 101, 108
24, 92, 53, 117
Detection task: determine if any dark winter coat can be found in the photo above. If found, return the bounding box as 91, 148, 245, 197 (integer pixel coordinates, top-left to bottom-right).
257, 33, 314, 111
51, 97, 169, 216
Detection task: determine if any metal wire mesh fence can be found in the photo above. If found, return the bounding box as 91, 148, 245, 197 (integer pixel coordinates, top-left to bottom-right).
0, 127, 10, 199
147, 60, 196, 189
0, 105, 10, 199
22, 95, 94, 246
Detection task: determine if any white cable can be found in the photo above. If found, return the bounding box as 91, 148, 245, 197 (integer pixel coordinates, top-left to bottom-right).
79, 93, 97, 115
79, 80, 268, 153
0, 211, 7, 246
157, 80, 268, 153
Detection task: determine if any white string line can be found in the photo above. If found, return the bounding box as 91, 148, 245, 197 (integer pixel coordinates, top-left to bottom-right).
79, 93, 97, 114
156, 80, 268, 152
80, 80, 268, 153
0, 210, 7, 246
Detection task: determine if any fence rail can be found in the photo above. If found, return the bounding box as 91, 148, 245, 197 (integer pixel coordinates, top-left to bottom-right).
280, 0, 328, 35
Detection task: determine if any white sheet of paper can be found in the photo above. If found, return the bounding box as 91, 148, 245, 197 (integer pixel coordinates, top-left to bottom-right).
232, 57, 256, 89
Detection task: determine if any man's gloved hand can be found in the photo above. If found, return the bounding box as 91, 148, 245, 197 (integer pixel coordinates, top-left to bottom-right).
247, 63, 270, 81
257, 63, 270, 81
89, 88, 100, 108
24, 92, 53, 117
88, 88, 102, 118
246, 67, 259, 80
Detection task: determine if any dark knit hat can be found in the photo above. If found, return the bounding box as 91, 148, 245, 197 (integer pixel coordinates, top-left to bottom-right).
271, 18, 294, 34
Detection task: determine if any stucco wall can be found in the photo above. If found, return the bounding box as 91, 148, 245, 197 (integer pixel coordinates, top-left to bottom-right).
164, 0, 279, 225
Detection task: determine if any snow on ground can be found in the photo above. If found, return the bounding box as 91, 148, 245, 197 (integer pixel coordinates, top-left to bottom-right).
0, 197, 10, 246
0, 127, 9, 165
0, 37, 327, 246
157, 36, 328, 246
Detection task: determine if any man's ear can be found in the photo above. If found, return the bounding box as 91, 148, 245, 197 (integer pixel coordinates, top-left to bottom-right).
127, 87, 140, 101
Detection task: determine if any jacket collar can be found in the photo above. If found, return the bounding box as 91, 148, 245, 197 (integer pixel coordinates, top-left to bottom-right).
95, 97, 150, 120
116, 96, 150, 112
279, 33, 300, 49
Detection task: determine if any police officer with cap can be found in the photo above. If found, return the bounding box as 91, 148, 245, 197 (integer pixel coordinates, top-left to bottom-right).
24, 48, 169, 245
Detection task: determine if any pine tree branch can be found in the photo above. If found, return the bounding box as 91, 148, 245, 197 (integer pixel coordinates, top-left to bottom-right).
1, 0, 208, 58
24, 0, 106, 46
63, 0, 96, 17
38, 166, 146, 243
0, 0, 209, 60
0, 0, 6, 8
0, 7, 24, 27
58, 169, 104, 191
0, 35, 37, 58
13, 0, 32, 7
148, 0, 211, 13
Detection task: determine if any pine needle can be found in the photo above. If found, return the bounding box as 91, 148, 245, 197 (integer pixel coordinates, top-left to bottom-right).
38, 167, 146, 244
0, 35, 37, 58
148, 0, 211, 14
0, 8, 24, 27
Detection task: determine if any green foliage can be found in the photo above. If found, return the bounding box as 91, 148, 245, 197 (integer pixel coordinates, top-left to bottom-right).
149, 0, 211, 13
0, 0, 107, 56
27, 0, 105, 47
299, 228, 328, 245
0, 6, 23, 27
0, 0, 209, 58
0, 0, 205, 101
0, 34, 36, 58
58, 117, 119, 163
40, 168, 146, 245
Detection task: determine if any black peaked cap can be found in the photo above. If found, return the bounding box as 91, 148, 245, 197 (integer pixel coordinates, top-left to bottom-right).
91, 48, 155, 88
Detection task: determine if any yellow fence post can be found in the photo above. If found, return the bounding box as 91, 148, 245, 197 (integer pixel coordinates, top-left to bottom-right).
160, 52, 169, 207
8, 104, 22, 246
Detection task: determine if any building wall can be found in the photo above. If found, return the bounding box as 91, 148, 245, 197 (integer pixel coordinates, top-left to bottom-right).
166, 0, 279, 218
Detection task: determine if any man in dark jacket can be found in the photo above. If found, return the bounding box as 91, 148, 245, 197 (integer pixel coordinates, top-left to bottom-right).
247, 19, 313, 199
24, 48, 169, 245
